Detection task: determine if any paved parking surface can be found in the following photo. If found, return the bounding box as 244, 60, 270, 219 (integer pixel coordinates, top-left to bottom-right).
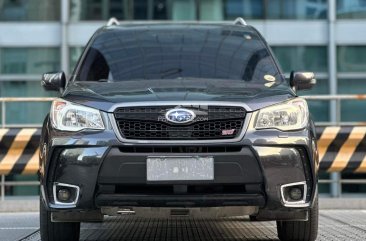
2, 210, 366, 241
0, 213, 39, 241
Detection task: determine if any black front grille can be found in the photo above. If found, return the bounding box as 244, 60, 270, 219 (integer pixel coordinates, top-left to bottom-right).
114, 105, 246, 140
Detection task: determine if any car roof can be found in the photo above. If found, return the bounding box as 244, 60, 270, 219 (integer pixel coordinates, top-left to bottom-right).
97, 22, 257, 34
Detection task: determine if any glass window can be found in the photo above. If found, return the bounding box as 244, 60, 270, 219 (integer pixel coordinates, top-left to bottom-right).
271, 46, 328, 73
338, 46, 366, 73
70, 47, 84, 73
298, 79, 330, 122
337, 0, 366, 19
70, 0, 127, 21
341, 173, 366, 194
221, 0, 264, 20
76, 26, 283, 84
70, 0, 328, 21
0, 81, 55, 125
70, 0, 196, 21
0, 48, 60, 75
318, 173, 330, 194
338, 79, 366, 122
170, 0, 196, 20
205, 0, 327, 20
0, 0, 60, 21
6, 175, 39, 196
267, 0, 327, 19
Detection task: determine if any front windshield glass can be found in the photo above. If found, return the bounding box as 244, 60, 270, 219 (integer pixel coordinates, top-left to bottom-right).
75, 25, 282, 84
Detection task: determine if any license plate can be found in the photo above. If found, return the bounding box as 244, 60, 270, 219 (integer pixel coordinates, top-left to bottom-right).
147, 156, 214, 181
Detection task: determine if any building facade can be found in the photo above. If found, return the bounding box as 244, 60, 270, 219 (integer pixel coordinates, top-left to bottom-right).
0, 0, 366, 195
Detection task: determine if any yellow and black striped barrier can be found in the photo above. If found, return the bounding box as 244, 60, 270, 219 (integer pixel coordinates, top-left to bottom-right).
0, 128, 40, 175
1, 127, 366, 175
317, 126, 366, 173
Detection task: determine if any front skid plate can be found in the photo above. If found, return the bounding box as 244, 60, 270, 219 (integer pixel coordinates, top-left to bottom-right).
101, 206, 259, 218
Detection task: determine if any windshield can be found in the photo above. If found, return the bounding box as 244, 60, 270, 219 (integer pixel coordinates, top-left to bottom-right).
75, 25, 282, 84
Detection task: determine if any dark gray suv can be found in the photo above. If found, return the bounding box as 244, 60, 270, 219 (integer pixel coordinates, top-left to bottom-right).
39, 19, 318, 241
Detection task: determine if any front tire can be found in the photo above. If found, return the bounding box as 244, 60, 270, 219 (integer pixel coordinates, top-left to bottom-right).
276, 197, 319, 241
40, 197, 80, 241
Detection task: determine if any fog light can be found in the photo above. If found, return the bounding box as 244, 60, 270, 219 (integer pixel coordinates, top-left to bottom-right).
280, 182, 308, 207
57, 189, 71, 202
289, 187, 303, 201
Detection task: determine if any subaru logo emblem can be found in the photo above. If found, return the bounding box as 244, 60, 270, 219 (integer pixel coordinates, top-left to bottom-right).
165, 108, 196, 124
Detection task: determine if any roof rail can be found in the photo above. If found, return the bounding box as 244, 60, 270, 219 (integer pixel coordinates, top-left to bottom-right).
107, 17, 120, 26
233, 17, 247, 26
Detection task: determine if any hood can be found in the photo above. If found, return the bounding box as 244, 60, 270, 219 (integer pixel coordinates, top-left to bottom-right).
62, 78, 295, 112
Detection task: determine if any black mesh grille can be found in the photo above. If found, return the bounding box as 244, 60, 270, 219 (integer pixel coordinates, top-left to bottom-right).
114, 105, 246, 140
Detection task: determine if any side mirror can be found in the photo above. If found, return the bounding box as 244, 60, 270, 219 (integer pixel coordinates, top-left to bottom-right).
290, 71, 316, 91
41, 72, 66, 91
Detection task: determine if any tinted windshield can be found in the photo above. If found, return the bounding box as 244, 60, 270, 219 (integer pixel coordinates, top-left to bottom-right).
75, 25, 282, 83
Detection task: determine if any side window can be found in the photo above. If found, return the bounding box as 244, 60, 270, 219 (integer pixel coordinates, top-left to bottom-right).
78, 48, 109, 81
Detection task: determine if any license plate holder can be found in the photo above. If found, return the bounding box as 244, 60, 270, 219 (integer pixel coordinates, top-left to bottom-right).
146, 156, 214, 182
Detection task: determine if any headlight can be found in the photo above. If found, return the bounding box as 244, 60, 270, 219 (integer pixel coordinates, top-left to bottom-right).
255, 98, 309, 131
50, 99, 105, 131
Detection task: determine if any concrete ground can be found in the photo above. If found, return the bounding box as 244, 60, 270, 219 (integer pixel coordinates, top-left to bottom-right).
0, 213, 39, 241
2, 197, 366, 241
1, 210, 366, 241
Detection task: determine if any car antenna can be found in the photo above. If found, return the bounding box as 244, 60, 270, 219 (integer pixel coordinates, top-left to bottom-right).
107, 17, 120, 26
233, 17, 247, 26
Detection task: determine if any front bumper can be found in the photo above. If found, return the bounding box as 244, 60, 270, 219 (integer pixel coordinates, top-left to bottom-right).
39, 115, 318, 220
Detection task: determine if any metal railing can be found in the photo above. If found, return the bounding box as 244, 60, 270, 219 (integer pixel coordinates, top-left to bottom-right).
1, 95, 366, 200
0, 97, 55, 128
0, 97, 54, 200
303, 94, 366, 126
0, 175, 39, 201
302, 94, 366, 197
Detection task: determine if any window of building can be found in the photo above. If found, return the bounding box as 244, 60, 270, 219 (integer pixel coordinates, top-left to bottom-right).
4, 175, 39, 197
70, 0, 196, 21
70, 0, 328, 21
221, 0, 264, 20
69, 47, 84, 73
0, 81, 55, 125
337, 46, 366, 73
70, 0, 127, 21
0, 48, 59, 125
298, 79, 330, 122
271, 46, 328, 73
0, 48, 60, 75
342, 173, 366, 194
337, 0, 366, 19
270, 46, 329, 122
202, 0, 327, 20
0, 0, 60, 21
266, 0, 327, 19
337, 46, 366, 122
338, 79, 366, 122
